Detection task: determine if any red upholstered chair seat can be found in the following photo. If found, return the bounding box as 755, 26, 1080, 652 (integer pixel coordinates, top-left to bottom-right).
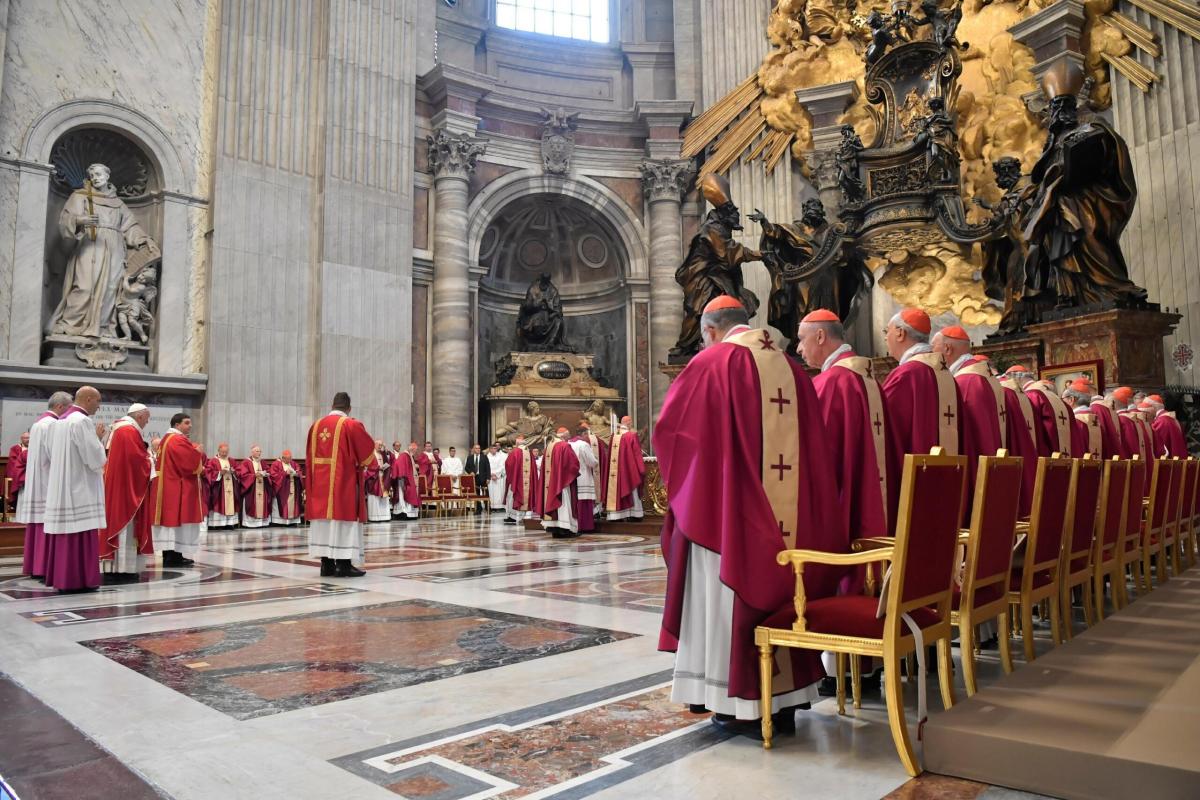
765, 596, 941, 640
952, 583, 1004, 610
1010, 569, 1053, 591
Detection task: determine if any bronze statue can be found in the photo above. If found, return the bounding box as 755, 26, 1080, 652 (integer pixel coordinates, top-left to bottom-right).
835, 125, 867, 204
1020, 61, 1147, 315
669, 174, 762, 360
913, 96, 959, 182
753, 199, 873, 357
978, 156, 1034, 334
517, 272, 573, 352
915, 0, 963, 50
865, 11, 896, 66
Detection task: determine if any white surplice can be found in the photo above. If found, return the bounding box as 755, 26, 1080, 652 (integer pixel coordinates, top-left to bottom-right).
43, 408, 107, 534
486, 451, 507, 509
14, 412, 58, 525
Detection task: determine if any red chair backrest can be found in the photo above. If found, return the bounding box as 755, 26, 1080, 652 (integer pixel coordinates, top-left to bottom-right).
893, 452, 968, 606
1125, 459, 1147, 539
1027, 456, 1074, 569
967, 456, 1024, 592
1097, 459, 1129, 555
436, 475, 455, 494
1066, 458, 1104, 569
1149, 458, 1176, 529
460, 474, 476, 493
419, 475, 429, 496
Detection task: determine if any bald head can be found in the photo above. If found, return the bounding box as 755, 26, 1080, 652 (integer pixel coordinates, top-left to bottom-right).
75, 386, 101, 415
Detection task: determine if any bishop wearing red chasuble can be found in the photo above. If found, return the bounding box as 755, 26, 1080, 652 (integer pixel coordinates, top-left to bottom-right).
205, 444, 240, 528
1091, 390, 1129, 458
417, 443, 440, 486
798, 310, 888, 588
998, 366, 1039, 518
1025, 378, 1074, 457
364, 440, 392, 523
934, 326, 1006, 507
658, 296, 845, 734
605, 416, 646, 521
541, 428, 582, 537
305, 393, 376, 577
1063, 379, 1100, 457
1123, 401, 1157, 492
390, 442, 420, 520
881, 308, 963, 524
1148, 395, 1188, 457
503, 435, 537, 525
236, 446, 272, 528
100, 404, 153, 581
269, 450, 304, 525
151, 413, 207, 567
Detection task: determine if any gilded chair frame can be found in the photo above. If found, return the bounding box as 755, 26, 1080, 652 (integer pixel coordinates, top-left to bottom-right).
755, 450, 967, 777
1058, 456, 1103, 640
951, 453, 1023, 694
1091, 458, 1130, 622
1176, 458, 1198, 568
1142, 458, 1179, 588
1006, 454, 1075, 662
1117, 458, 1147, 603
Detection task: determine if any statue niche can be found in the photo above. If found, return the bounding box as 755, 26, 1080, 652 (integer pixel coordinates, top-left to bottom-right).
42, 129, 163, 372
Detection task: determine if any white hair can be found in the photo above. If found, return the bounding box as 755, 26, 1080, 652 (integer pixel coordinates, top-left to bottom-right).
47, 391, 72, 409
888, 312, 929, 344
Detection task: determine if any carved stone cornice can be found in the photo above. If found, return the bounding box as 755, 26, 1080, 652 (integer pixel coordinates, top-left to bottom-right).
427, 128, 487, 180
640, 158, 695, 203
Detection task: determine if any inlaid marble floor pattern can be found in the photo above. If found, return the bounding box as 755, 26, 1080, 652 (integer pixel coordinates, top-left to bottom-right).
0, 516, 1043, 800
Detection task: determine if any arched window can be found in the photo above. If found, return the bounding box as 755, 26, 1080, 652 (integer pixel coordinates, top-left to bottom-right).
495, 0, 610, 43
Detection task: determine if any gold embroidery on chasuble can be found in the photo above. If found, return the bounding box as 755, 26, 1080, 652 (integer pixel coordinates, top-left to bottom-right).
726, 329, 800, 549
542, 442, 556, 510
308, 416, 347, 518
833, 356, 888, 529
911, 352, 959, 456
1002, 380, 1037, 441
1034, 386, 1073, 454
218, 457, 235, 512
605, 433, 623, 513
958, 361, 1008, 449
520, 447, 532, 510
1078, 413, 1102, 456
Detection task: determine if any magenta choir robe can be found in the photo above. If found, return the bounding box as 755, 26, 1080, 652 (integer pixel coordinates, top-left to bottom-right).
1152, 412, 1188, 457
1001, 385, 1038, 518
1120, 412, 1155, 493
1090, 400, 1128, 458
881, 353, 964, 527
1025, 385, 1073, 457
656, 328, 845, 701
953, 357, 1006, 511
390, 452, 419, 507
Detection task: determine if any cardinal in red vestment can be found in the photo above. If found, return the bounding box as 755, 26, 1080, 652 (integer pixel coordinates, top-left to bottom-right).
364, 440, 392, 523
1063, 379, 1100, 457
1147, 395, 1188, 457
1123, 401, 1157, 492
503, 436, 537, 525
305, 392, 376, 577
1090, 388, 1130, 458
658, 296, 845, 735
269, 450, 304, 525
798, 309, 888, 593
1024, 378, 1075, 457
605, 416, 646, 521
204, 444, 240, 528
881, 308, 963, 525
997, 365, 1039, 518
541, 427, 582, 537
417, 442, 440, 486
151, 412, 207, 567
6, 431, 27, 510
100, 404, 153, 581
236, 446, 273, 528
390, 441, 421, 520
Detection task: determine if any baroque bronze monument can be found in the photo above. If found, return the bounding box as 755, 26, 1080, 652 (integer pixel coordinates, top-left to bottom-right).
516, 272, 573, 353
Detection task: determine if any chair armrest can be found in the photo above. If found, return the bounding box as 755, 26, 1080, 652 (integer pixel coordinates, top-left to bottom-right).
851, 537, 896, 552
777, 548, 895, 568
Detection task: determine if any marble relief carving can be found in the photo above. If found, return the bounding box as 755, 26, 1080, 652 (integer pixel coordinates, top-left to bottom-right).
426, 128, 487, 179
539, 106, 579, 175
639, 158, 695, 203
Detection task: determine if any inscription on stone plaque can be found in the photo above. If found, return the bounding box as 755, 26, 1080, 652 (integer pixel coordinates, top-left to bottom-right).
536, 360, 572, 380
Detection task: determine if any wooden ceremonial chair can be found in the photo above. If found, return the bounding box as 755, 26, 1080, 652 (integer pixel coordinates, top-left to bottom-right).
418, 475, 438, 514
458, 474, 482, 513
1006, 454, 1074, 662
952, 452, 1024, 694
1118, 458, 1148, 604
755, 449, 967, 777
1057, 456, 1103, 640
1091, 458, 1130, 621
1142, 458, 1179, 589
1182, 458, 1200, 567
435, 474, 461, 516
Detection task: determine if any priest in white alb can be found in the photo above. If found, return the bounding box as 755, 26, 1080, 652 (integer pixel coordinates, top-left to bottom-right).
16, 392, 72, 579
485, 442, 507, 511
441, 446, 465, 488
569, 426, 600, 533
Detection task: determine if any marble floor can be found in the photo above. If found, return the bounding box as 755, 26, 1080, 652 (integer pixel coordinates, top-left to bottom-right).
0, 515, 1053, 800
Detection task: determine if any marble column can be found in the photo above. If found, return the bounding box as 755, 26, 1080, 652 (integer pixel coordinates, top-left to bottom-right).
641, 158, 695, 418
428, 126, 486, 450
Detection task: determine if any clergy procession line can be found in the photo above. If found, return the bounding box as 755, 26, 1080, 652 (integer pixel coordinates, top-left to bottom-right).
652, 295, 1192, 777
6, 390, 649, 591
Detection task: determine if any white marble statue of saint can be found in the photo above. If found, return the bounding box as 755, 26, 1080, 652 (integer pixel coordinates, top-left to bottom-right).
48, 163, 159, 339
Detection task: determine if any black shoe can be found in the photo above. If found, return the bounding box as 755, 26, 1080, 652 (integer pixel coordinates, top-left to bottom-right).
688, 704, 708, 714
818, 676, 837, 697
503, 518, 516, 525
102, 572, 139, 585
710, 715, 763, 740
161, 550, 182, 567
335, 560, 366, 578
320, 557, 336, 577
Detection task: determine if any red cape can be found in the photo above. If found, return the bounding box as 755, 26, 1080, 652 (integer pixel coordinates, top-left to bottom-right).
305, 413, 375, 523
954, 367, 1005, 511
269, 460, 304, 518
1120, 413, 1155, 493
1089, 401, 1127, 458
542, 439, 580, 515
1070, 415, 1092, 458
6, 444, 26, 502
151, 432, 206, 527
1152, 413, 1188, 457
416, 452, 437, 484
1002, 388, 1038, 518
606, 431, 646, 511
655, 336, 844, 700
1025, 388, 1073, 456
364, 452, 390, 497
204, 457, 240, 515
504, 447, 535, 511
101, 422, 152, 559
236, 459, 273, 518
390, 452, 419, 505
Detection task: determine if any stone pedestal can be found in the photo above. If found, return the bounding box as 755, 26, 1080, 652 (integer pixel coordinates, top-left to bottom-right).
1027, 308, 1180, 387
41, 336, 153, 373
658, 360, 686, 386
974, 335, 1046, 376
483, 352, 622, 446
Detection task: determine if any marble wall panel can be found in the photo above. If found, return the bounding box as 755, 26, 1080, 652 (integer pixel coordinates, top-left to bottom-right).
413, 187, 430, 251
410, 282, 429, 442
594, 176, 646, 224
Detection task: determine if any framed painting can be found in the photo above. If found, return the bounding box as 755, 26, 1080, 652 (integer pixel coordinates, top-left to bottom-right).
1040, 359, 1105, 395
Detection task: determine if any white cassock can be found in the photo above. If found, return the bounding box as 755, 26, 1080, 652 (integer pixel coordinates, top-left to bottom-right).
672, 543, 819, 718
441, 456, 464, 490
569, 438, 599, 501
486, 451, 507, 510
15, 412, 57, 525
365, 452, 391, 522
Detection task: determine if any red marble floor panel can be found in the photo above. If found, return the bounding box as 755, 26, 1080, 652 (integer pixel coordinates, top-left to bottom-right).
81, 600, 634, 719
260, 546, 490, 570
882, 774, 991, 799
499, 567, 668, 611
